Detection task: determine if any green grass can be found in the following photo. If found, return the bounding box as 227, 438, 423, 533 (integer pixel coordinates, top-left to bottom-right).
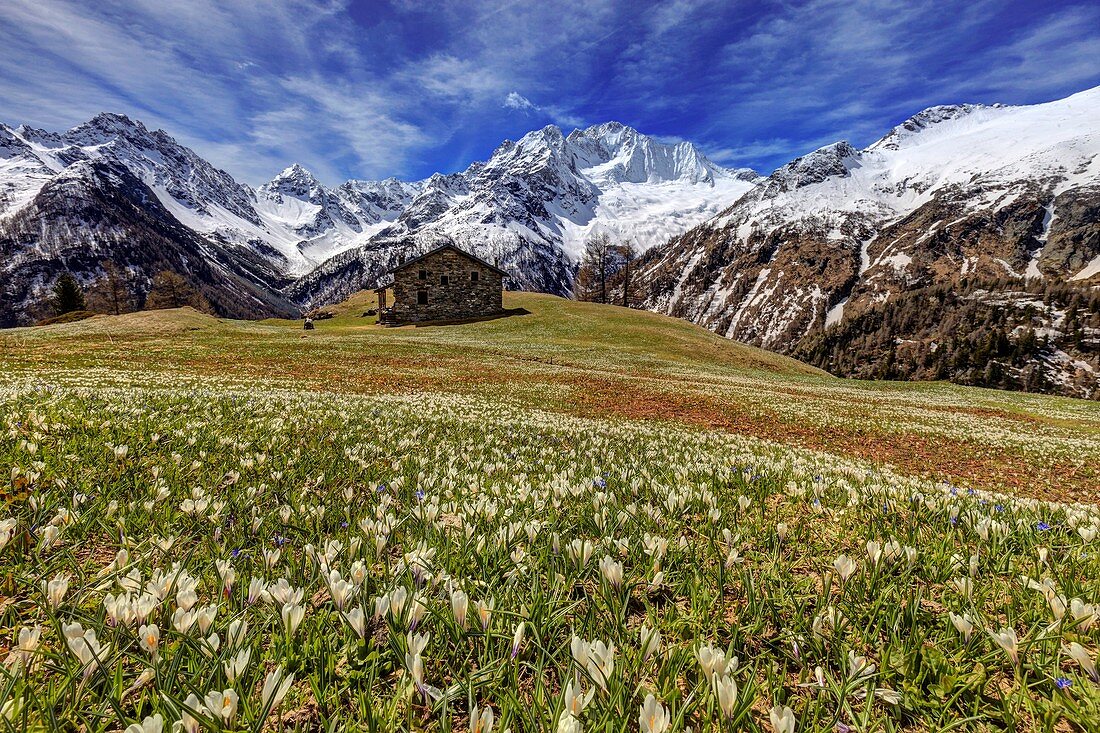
1, 292, 1096, 500
1, 375, 1098, 732
1, 295, 1099, 731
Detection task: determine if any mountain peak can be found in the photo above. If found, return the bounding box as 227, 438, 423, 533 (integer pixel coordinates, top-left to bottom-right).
519, 124, 567, 151
74, 112, 147, 137
869, 103, 1007, 151
579, 120, 635, 137
762, 141, 860, 195
256, 164, 328, 208
274, 163, 318, 182
57, 112, 161, 151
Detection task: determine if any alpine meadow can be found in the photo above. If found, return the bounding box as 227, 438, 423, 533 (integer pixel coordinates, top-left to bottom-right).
1, 1, 1100, 733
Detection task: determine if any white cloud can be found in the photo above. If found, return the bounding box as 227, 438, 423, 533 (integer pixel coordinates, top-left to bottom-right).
502, 92, 585, 129
0, 0, 1096, 184
504, 92, 538, 112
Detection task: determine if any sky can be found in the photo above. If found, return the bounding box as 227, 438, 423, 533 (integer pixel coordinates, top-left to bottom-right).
2, 0, 1098, 186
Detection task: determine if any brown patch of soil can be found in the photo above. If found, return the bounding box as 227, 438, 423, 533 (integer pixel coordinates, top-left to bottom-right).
560, 374, 1097, 504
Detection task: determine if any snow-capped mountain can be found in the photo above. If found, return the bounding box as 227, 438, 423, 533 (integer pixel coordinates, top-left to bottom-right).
0, 114, 304, 322
0, 113, 753, 322
290, 122, 758, 305
0, 154, 297, 323
635, 86, 1100, 396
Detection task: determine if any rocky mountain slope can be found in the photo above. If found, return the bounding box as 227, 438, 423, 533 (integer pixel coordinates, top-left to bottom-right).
289, 122, 758, 306
633, 86, 1100, 397
0, 114, 752, 323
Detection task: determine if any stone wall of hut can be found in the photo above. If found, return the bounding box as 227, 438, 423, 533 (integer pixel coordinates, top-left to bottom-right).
390, 249, 503, 324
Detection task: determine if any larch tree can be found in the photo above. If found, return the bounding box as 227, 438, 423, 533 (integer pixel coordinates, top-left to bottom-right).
145, 270, 212, 313
88, 260, 135, 315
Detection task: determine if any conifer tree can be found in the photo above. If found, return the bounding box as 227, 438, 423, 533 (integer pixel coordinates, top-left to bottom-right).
51, 273, 85, 315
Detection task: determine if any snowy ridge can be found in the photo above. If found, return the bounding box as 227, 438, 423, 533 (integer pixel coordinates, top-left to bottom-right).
377, 121, 759, 261
639, 85, 1100, 355
292, 121, 760, 297
0, 114, 756, 297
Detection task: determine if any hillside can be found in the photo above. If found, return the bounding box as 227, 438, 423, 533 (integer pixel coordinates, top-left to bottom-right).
3, 292, 1097, 503
634, 87, 1100, 398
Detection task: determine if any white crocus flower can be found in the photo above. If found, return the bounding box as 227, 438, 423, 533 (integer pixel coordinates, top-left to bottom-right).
201, 633, 221, 657
123, 713, 163, 733
587, 640, 615, 691
261, 666, 295, 717
833, 555, 858, 582
598, 556, 623, 589
176, 586, 198, 612
1070, 599, 1097, 631
562, 679, 594, 717
224, 647, 251, 683
281, 603, 305, 636
195, 605, 218, 634
0, 518, 18, 551
138, 624, 160, 655
715, 674, 738, 718
847, 650, 876, 682
696, 642, 730, 681
511, 622, 525, 659
949, 577, 973, 598
989, 627, 1020, 666
568, 539, 594, 568
475, 598, 494, 630
639, 624, 660, 662
172, 608, 196, 634
948, 612, 975, 641
43, 574, 70, 609
226, 619, 248, 648
1064, 642, 1098, 682
470, 703, 495, 733
15, 625, 42, 667
204, 689, 238, 725
215, 560, 235, 595
178, 693, 205, 733
67, 631, 111, 678
639, 694, 670, 733
769, 703, 796, 733
451, 589, 469, 630
571, 635, 591, 669
866, 540, 882, 566
346, 607, 366, 638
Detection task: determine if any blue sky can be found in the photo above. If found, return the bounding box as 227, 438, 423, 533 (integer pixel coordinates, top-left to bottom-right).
2, 0, 1098, 185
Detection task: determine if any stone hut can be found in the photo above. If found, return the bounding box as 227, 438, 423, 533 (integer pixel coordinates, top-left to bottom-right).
376, 244, 506, 326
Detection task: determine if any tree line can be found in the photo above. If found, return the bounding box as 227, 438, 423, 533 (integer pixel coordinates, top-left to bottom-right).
41, 263, 212, 324
795, 278, 1100, 398
572, 232, 641, 307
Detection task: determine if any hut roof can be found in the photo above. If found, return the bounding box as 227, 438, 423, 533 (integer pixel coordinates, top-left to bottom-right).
389, 243, 507, 276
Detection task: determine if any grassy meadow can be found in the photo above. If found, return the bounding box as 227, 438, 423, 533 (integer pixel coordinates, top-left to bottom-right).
1, 292, 1098, 731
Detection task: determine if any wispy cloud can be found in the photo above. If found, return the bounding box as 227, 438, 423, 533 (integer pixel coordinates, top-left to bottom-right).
0, 0, 1096, 183
502, 92, 586, 128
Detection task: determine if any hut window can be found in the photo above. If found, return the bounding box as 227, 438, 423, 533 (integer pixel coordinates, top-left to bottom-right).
471, 271, 479, 282
439, 274, 449, 286
417, 290, 428, 305
418, 269, 426, 280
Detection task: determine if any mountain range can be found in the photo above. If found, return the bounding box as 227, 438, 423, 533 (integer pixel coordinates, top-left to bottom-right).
0, 114, 754, 321
633, 86, 1099, 396
1, 87, 1097, 395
